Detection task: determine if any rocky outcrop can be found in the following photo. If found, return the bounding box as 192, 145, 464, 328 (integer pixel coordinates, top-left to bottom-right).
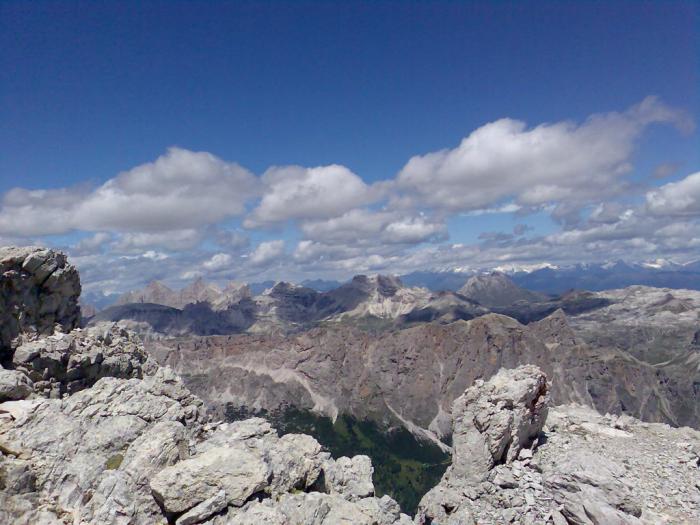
416, 366, 700, 525
0, 366, 204, 524
0, 246, 81, 363
450, 365, 548, 482
11, 323, 150, 399
0, 368, 33, 402
0, 352, 412, 525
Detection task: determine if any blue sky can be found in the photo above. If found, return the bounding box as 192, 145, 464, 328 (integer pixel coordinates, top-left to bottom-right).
1, 1, 698, 292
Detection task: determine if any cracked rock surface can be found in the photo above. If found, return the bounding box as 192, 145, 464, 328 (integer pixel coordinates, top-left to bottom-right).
1, 246, 81, 364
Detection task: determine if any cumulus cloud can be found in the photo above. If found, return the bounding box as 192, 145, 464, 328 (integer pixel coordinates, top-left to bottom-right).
0, 148, 259, 236
2, 97, 698, 290
396, 97, 691, 219
113, 228, 204, 252
202, 253, 234, 271
245, 164, 380, 227
248, 240, 285, 266
72, 232, 112, 254
646, 172, 700, 217
0, 186, 89, 236
300, 209, 446, 245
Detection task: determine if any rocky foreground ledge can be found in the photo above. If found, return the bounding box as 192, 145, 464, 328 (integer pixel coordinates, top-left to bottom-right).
1, 247, 699, 524
415, 366, 700, 524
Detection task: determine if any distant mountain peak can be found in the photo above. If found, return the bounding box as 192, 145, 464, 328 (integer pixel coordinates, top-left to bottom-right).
459, 272, 543, 308
349, 274, 404, 297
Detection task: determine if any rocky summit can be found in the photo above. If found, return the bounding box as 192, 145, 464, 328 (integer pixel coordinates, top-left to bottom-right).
1, 247, 699, 525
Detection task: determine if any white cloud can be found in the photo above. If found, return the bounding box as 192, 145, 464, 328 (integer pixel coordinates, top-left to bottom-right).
2, 98, 698, 289
299, 208, 445, 245
397, 97, 690, 216
0, 186, 88, 236
0, 147, 259, 236
202, 253, 233, 271
248, 240, 285, 266
72, 232, 112, 253
140, 250, 169, 261
383, 216, 446, 244
245, 164, 380, 227
646, 172, 700, 217
113, 228, 203, 252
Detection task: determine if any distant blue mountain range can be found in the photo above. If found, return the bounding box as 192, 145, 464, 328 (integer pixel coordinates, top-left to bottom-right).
400, 260, 700, 294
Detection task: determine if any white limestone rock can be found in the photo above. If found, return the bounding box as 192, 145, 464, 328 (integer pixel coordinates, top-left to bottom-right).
322, 455, 375, 501
450, 364, 549, 481
0, 367, 33, 401
150, 445, 271, 514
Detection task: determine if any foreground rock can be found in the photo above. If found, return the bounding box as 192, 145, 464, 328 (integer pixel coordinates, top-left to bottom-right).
11, 323, 150, 399
0, 246, 80, 363
416, 366, 700, 525
0, 360, 412, 524
0, 246, 411, 525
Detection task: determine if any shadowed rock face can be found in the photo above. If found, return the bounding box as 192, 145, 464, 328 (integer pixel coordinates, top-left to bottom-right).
148, 306, 700, 436
0, 246, 81, 364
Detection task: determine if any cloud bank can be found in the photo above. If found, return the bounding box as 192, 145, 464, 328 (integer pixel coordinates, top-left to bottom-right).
0, 97, 697, 292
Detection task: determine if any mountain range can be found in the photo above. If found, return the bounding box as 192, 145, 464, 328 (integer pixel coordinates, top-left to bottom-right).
93, 271, 621, 336
93, 274, 492, 336
82, 259, 700, 316
88, 269, 700, 435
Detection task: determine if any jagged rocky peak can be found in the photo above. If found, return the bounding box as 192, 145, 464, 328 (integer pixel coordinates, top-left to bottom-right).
0, 246, 81, 364
180, 277, 222, 304
117, 277, 252, 312
117, 280, 177, 307
222, 280, 250, 296
458, 270, 544, 308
